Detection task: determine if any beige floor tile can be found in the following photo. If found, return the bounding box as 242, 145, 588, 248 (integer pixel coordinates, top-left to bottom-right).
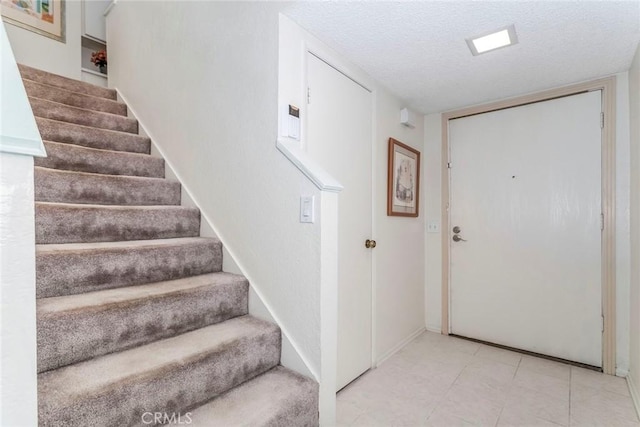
518, 355, 571, 381
336, 333, 639, 427
570, 384, 639, 423
503, 385, 569, 426
498, 405, 566, 427
337, 399, 365, 426
435, 382, 504, 425
426, 408, 477, 427
571, 366, 631, 396
453, 367, 514, 405
514, 367, 570, 401
464, 356, 519, 385
475, 345, 523, 367
570, 402, 640, 426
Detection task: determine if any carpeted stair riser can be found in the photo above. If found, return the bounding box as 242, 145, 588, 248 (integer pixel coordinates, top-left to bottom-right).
18, 64, 117, 100
189, 366, 319, 427
35, 141, 165, 178
37, 273, 249, 373
36, 237, 222, 298
29, 97, 138, 133
35, 167, 181, 206
38, 316, 281, 427
35, 203, 200, 244
23, 79, 127, 116
36, 118, 150, 154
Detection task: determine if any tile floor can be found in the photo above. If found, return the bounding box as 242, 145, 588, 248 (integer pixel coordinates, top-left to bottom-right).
337, 332, 640, 426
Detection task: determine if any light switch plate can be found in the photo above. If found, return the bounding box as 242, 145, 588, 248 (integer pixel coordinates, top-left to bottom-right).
427, 220, 440, 233
300, 196, 314, 223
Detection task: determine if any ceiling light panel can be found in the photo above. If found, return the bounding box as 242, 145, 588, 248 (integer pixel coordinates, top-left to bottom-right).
467, 25, 518, 56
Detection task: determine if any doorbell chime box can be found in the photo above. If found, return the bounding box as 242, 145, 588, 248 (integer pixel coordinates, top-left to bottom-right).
281, 104, 300, 140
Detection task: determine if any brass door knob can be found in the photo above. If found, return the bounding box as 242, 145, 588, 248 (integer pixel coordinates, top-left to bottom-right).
365, 239, 377, 249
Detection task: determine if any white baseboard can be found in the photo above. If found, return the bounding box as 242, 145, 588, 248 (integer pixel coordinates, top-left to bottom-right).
617, 367, 630, 377
426, 324, 442, 334
375, 327, 425, 367
627, 373, 640, 421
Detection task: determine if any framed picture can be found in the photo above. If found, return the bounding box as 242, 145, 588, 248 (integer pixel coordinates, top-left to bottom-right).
1, 0, 65, 43
387, 137, 420, 217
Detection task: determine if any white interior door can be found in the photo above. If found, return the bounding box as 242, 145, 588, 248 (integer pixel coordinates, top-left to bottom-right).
306, 53, 373, 390
449, 91, 603, 367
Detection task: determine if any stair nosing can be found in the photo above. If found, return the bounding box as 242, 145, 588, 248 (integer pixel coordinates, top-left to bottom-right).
28, 95, 137, 122
41, 140, 156, 159
36, 117, 149, 140
36, 236, 219, 252
34, 165, 174, 183
35, 201, 197, 211
18, 63, 117, 99
37, 272, 247, 311
23, 77, 127, 109
37, 316, 278, 395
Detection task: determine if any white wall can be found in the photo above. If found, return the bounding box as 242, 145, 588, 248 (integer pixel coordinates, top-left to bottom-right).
107, 0, 324, 381
628, 43, 640, 410
374, 88, 426, 361
278, 15, 426, 366
3, 0, 81, 79
425, 74, 632, 374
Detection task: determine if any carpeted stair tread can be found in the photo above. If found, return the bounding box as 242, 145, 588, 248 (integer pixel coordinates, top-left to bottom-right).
38, 316, 281, 427
18, 63, 117, 100
35, 167, 181, 206
23, 79, 127, 116
189, 366, 319, 427
37, 272, 249, 372
29, 96, 138, 133
35, 141, 164, 177
35, 202, 200, 244
36, 237, 223, 298
36, 117, 150, 153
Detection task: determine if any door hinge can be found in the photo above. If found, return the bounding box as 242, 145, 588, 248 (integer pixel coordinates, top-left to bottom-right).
600, 112, 605, 129
307, 87, 311, 104
601, 315, 605, 333
600, 213, 604, 231
447, 162, 452, 169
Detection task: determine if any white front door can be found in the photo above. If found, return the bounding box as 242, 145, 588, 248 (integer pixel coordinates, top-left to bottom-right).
449, 91, 603, 367
306, 53, 373, 389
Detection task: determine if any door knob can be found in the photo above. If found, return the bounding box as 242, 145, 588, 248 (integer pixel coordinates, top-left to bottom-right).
452, 235, 467, 242
365, 239, 377, 249
453, 226, 461, 234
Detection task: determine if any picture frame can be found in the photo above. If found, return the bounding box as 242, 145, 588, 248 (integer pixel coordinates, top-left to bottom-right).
387, 137, 420, 217
1, 0, 65, 43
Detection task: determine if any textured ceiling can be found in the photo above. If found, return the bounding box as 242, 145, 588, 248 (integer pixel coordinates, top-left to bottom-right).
282, 1, 640, 114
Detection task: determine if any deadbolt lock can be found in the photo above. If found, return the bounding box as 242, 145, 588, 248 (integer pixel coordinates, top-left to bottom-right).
452, 226, 461, 234
365, 239, 377, 249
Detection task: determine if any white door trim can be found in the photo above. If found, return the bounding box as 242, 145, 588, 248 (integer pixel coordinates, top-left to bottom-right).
440, 77, 617, 374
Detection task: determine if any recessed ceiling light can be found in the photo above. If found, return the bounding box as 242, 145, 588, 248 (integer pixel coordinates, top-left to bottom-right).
466, 25, 518, 56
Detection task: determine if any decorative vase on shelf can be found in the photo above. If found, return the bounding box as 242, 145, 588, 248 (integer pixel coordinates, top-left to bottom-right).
99, 64, 107, 75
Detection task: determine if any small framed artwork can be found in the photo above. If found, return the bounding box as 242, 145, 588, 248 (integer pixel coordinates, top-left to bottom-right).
387, 137, 420, 217
1, 0, 65, 43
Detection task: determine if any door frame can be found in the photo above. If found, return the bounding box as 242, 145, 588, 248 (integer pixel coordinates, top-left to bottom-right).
302, 45, 379, 375
440, 77, 617, 374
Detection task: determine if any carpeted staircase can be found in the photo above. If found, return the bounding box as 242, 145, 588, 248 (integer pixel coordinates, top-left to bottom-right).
20, 64, 319, 427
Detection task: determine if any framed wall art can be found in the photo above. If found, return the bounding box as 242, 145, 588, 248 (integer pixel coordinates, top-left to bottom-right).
387, 137, 420, 217
1, 0, 65, 43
